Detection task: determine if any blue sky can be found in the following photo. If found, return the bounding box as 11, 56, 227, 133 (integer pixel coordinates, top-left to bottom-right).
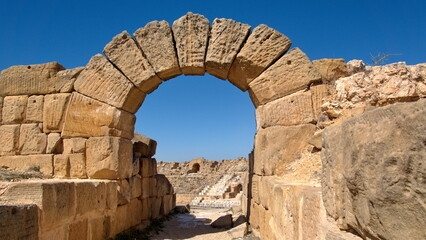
1, 0, 425, 161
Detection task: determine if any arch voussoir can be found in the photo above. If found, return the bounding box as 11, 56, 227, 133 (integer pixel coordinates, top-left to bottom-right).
103, 31, 161, 94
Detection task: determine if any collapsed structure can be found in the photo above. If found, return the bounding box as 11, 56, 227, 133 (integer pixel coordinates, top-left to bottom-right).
0, 12, 425, 240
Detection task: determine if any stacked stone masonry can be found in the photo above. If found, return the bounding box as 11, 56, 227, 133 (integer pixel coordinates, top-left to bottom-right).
0, 12, 425, 240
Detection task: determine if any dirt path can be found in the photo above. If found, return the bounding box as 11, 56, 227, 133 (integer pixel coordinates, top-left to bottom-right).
151, 207, 246, 240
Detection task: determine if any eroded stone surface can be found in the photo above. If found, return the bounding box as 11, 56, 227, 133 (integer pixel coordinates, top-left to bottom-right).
0, 204, 39, 240
46, 133, 62, 154
2, 95, 28, 124
312, 58, 348, 83
0, 62, 65, 96
134, 20, 182, 80
0, 125, 20, 156
0, 154, 53, 175
63, 138, 86, 154
172, 12, 210, 75
19, 124, 47, 155
74, 54, 145, 113
55, 67, 84, 93
62, 92, 135, 140
322, 100, 426, 240
104, 31, 161, 94
228, 24, 292, 91
249, 48, 322, 107
43, 93, 70, 133
26, 95, 44, 123
205, 18, 250, 80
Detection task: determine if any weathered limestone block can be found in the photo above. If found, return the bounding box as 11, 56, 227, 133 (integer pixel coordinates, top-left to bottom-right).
141, 158, 157, 177
141, 198, 149, 220
133, 132, 157, 157
2, 95, 28, 124
0, 154, 53, 175
54, 154, 70, 178
249, 48, 322, 107
129, 199, 143, 227
46, 133, 62, 154
115, 204, 129, 234
228, 24, 292, 91
75, 181, 107, 215
254, 124, 315, 176
156, 174, 173, 196
205, 18, 251, 79
62, 92, 135, 140
311, 84, 331, 118
55, 67, 84, 93
0, 204, 39, 240
117, 179, 131, 205
68, 219, 88, 240
322, 100, 426, 240
149, 197, 162, 219
89, 215, 114, 240
104, 31, 161, 94
19, 123, 47, 155
69, 153, 87, 178
86, 136, 133, 179
172, 12, 210, 75
26, 95, 44, 123
255, 91, 314, 129
105, 181, 118, 210
43, 93, 71, 133
0, 181, 76, 229
134, 20, 182, 80
40, 226, 68, 240
0, 125, 20, 155
74, 54, 145, 113
0, 62, 65, 96
0, 96, 3, 123
130, 174, 142, 199
132, 158, 140, 176
312, 58, 348, 83
141, 177, 150, 199
63, 137, 86, 154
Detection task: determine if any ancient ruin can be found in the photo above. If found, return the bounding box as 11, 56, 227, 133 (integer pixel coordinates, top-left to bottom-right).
0, 12, 425, 240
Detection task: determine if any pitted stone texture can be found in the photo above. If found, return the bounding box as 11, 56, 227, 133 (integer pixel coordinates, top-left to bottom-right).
205, 18, 250, 80
26, 95, 44, 123
74, 54, 145, 113
253, 124, 315, 176
86, 136, 133, 179
54, 155, 70, 178
62, 92, 135, 140
322, 100, 426, 240
55, 67, 84, 93
311, 84, 331, 118
256, 91, 314, 129
69, 153, 87, 178
117, 179, 131, 205
134, 20, 182, 80
63, 138, 86, 154
312, 58, 348, 83
0, 62, 65, 96
19, 123, 47, 155
75, 181, 107, 215
133, 132, 157, 157
249, 48, 322, 107
0, 97, 3, 123
104, 31, 161, 94
228, 24, 292, 91
172, 12, 210, 75
0, 125, 20, 156
2, 95, 28, 124
0, 204, 39, 240
46, 133, 62, 154
43, 93, 71, 133
0, 154, 53, 175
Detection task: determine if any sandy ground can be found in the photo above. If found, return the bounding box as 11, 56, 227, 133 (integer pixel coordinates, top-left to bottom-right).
151, 207, 247, 240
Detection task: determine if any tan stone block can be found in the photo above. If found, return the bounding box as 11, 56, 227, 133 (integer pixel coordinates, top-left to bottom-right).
249, 48, 322, 107
133, 20, 182, 80
75, 181, 107, 216
43, 93, 71, 133
132, 158, 140, 176
0, 204, 39, 240
129, 198, 142, 227
0, 62, 65, 96
105, 181, 118, 210
89, 215, 114, 240
69, 153, 87, 178
312, 58, 348, 83
26, 95, 44, 123
68, 219, 88, 240
115, 204, 128, 234
40, 225, 68, 240
2, 95, 28, 124
253, 124, 315, 176
63, 137, 86, 154
311, 84, 331, 118
55, 67, 84, 93
133, 132, 157, 157
62, 92, 135, 140
130, 174, 142, 199
117, 179, 130, 205
256, 91, 314, 129
104, 31, 161, 94
161, 194, 173, 216
172, 12, 209, 75
74, 54, 145, 113
86, 136, 133, 179
156, 174, 172, 196
228, 24, 292, 91
0, 124, 20, 155
141, 198, 149, 220
0, 154, 53, 176
149, 197, 161, 219
54, 154, 70, 178
0, 96, 3, 123
46, 133, 62, 154
205, 18, 251, 80
19, 123, 47, 154
150, 177, 158, 197
141, 158, 157, 177
141, 177, 150, 199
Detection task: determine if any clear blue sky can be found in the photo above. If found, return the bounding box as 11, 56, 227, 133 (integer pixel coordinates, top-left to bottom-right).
1, 0, 425, 161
